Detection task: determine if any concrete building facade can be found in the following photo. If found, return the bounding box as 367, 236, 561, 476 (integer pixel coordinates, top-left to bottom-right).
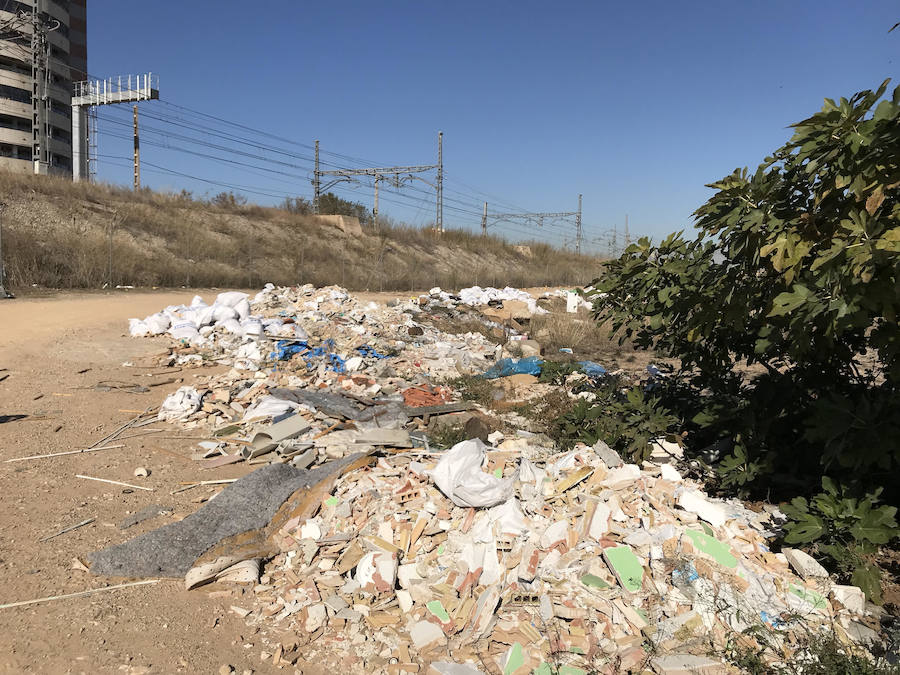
0, 0, 87, 176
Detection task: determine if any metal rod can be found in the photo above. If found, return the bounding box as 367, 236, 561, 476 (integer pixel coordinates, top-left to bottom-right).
0, 580, 160, 610
0, 204, 7, 298
5, 444, 126, 463
314, 140, 320, 214
39, 518, 95, 542
576, 193, 583, 254
133, 105, 140, 190
76, 474, 154, 491
437, 131, 443, 233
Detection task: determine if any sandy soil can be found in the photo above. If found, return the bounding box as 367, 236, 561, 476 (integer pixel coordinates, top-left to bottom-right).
0, 290, 349, 674
0, 286, 582, 674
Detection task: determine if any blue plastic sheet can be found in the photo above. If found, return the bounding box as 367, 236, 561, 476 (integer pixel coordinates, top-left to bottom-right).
577, 361, 607, 378
270, 340, 308, 361
482, 356, 543, 380
356, 345, 389, 360
270, 339, 346, 373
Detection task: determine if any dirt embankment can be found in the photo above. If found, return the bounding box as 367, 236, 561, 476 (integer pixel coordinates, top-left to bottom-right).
0, 171, 601, 292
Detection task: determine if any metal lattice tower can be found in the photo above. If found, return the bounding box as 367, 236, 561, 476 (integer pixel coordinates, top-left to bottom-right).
313, 132, 443, 231
484, 194, 584, 252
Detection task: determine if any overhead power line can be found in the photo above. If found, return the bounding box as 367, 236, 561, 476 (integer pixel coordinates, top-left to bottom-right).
88, 97, 624, 252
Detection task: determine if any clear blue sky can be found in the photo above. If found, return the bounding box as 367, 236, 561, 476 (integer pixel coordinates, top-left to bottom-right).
88, 1, 898, 251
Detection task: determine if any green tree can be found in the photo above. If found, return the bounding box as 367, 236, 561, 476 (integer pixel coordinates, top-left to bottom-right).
279, 196, 313, 215
210, 191, 247, 209
318, 192, 372, 225
589, 81, 900, 594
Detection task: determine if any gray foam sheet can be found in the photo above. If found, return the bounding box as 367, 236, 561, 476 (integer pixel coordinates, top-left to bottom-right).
88, 455, 362, 578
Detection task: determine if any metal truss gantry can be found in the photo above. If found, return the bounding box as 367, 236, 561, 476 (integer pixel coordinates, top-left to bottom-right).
313, 132, 443, 231
481, 194, 584, 253
72, 73, 160, 182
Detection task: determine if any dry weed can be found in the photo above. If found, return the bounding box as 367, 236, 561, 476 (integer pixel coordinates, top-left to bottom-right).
0, 170, 605, 291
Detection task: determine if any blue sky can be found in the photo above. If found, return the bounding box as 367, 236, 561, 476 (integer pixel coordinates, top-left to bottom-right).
88, 1, 899, 251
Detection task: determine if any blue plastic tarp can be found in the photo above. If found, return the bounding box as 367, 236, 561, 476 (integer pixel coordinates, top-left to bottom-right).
356, 345, 390, 360
577, 361, 607, 378
482, 356, 543, 379
270, 339, 346, 373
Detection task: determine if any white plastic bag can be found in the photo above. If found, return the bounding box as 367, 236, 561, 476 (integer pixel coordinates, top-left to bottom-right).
158, 386, 202, 421
429, 438, 513, 508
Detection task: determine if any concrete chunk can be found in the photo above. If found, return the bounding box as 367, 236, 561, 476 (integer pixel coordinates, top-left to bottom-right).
592, 440, 623, 468
783, 548, 829, 580
410, 620, 446, 650
676, 489, 727, 527
831, 584, 865, 614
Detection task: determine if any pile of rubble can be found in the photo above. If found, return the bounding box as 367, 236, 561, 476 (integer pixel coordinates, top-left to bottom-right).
121, 284, 885, 674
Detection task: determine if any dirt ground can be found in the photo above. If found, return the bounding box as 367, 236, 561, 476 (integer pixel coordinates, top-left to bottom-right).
0, 289, 426, 675
0, 286, 625, 674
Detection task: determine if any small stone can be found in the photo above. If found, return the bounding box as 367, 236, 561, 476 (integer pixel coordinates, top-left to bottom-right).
601, 464, 641, 489
539, 520, 568, 549
592, 440, 623, 468
324, 594, 348, 613
396, 589, 413, 613
464, 415, 492, 443
305, 603, 327, 632
133, 467, 149, 478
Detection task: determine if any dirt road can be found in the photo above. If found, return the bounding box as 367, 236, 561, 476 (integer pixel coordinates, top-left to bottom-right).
0, 290, 343, 674
0, 286, 577, 673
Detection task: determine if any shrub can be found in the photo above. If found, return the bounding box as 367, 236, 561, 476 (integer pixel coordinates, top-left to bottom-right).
589, 81, 900, 597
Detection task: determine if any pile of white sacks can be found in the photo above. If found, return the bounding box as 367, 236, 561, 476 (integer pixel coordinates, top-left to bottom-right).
428, 286, 549, 316
128, 284, 308, 346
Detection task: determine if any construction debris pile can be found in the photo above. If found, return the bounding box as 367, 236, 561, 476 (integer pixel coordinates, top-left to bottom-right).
119, 284, 885, 674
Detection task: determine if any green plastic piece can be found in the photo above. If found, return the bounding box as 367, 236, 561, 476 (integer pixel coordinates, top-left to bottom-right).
437, 543, 446, 555
700, 521, 714, 536
790, 584, 827, 610
325, 496, 339, 506
580, 573, 610, 588
684, 529, 738, 569
559, 667, 587, 675
604, 546, 644, 592
503, 642, 524, 675
532, 664, 553, 675
494, 468, 503, 478
426, 600, 450, 623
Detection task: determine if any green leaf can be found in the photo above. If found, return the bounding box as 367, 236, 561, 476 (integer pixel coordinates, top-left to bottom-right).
784, 512, 826, 544
851, 562, 883, 605
849, 505, 898, 545
768, 286, 810, 317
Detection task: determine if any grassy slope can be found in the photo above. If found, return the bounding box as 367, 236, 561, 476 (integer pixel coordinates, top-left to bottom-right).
0, 172, 602, 291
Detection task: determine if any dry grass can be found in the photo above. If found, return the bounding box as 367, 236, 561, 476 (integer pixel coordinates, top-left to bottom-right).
525, 300, 669, 374
0, 171, 604, 291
